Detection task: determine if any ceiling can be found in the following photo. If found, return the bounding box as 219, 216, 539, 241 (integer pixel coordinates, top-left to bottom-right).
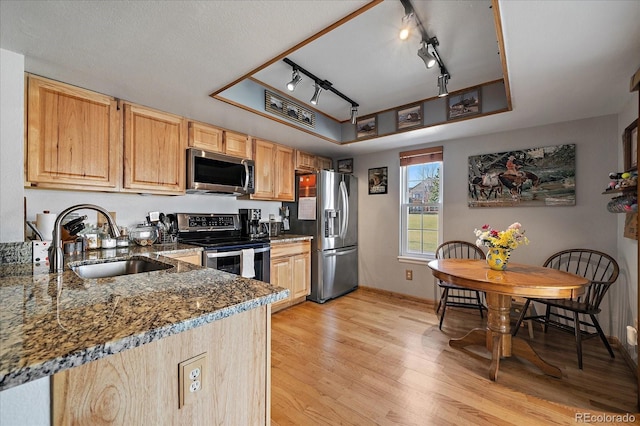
1, 1, 639, 158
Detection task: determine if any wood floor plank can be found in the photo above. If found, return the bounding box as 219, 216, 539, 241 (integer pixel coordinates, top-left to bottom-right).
271, 289, 638, 425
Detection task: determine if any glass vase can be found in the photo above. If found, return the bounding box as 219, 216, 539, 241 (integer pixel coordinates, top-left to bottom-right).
486, 247, 511, 271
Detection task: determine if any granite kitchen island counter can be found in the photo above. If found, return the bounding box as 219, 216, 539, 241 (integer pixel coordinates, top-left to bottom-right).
0, 244, 288, 391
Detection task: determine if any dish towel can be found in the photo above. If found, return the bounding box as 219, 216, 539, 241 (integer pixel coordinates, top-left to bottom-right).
241, 249, 255, 278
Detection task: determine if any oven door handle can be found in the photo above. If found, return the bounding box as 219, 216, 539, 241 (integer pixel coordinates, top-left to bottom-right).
206, 246, 271, 258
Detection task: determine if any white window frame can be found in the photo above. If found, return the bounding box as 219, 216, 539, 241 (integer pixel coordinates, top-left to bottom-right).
398, 160, 443, 263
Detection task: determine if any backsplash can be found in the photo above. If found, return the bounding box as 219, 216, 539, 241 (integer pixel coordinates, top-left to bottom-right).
0, 242, 32, 264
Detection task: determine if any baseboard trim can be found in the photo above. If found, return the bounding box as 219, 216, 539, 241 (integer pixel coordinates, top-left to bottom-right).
610, 336, 638, 379
358, 286, 437, 310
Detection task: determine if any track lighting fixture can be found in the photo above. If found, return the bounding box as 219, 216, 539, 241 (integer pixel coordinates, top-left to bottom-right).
310, 83, 321, 105
286, 69, 302, 91
399, 12, 413, 40
438, 74, 449, 97
283, 58, 359, 121
400, 0, 451, 97
417, 41, 436, 69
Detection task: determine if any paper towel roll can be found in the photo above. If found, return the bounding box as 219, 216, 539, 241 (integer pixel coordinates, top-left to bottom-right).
36, 212, 57, 241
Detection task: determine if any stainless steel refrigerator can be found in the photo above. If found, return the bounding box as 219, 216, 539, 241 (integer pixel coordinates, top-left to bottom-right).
285, 170, 358, 303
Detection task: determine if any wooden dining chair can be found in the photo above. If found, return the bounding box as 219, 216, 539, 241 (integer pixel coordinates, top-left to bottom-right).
434, 240, 486, 330
512, 248, 619, 369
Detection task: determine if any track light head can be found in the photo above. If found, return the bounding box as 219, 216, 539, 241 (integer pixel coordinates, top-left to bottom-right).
417, 42, 436, 69
310, 83, 321, 105
350, 105, 358, 124
399, 12, 414, 40
286, 69, 302, 91
437, 74, 449, 97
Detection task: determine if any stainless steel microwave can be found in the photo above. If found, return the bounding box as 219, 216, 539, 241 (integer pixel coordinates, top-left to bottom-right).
186, 148, 255, 195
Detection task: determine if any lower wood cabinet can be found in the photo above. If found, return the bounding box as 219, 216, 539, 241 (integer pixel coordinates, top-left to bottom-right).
270, 240, 311, 313
161, 251, 202, 266
52, 306, 270, 425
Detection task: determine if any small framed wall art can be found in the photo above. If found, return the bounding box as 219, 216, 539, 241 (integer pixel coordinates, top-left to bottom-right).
623, 118, 638, 171
396, 103, 423, 130
368, 167, 388, 195
356, 115, 377, 139
337, 158, 353, 173
447, 88, 481, 120
265, 90, 315, 128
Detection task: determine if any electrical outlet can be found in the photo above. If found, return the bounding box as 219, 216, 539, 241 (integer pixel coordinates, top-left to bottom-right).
178, 353, 207, 408
406, 269, 413, 280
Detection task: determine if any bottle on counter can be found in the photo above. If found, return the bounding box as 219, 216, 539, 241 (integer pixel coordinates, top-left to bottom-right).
117, 227, 130, 247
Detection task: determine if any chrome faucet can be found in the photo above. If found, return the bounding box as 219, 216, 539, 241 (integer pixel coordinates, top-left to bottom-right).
50, 204, 120, 273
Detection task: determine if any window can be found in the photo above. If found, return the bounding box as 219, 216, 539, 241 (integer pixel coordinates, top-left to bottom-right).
399, 147, 443, 260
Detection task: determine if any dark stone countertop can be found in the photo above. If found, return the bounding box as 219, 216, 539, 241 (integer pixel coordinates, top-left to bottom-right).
0, 243, 288, 391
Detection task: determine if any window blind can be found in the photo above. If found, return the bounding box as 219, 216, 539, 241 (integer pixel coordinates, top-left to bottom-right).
399, 146, 443, 166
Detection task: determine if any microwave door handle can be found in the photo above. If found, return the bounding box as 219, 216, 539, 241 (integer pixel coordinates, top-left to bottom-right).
242, 160, 250, 191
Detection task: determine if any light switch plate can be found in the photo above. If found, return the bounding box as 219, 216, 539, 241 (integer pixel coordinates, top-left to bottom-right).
32, 241, 51, 264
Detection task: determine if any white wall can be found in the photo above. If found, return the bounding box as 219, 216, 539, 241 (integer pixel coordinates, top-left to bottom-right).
616, 92, 638, 364
354, 115, 622, 332
0, 48, 50, 426
24, 189, 282, 235
0, 49, 25, 243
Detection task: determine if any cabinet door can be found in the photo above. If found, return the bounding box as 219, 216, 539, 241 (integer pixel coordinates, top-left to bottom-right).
295, 150, 316, 172
122, 102, 186, 194
224, 130, 252, 159
274, 145, 295, 201
26, 75, 120, 190
317, 156, 333, 171
291, 253, 311, 299
252, 139, 275, 199
270, 256, 292, 312
188, 121, 223, 152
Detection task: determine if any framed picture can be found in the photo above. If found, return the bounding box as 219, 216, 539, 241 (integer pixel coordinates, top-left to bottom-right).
623, 119, 638, 171
356, 115, 377, 139
368, 167, 388, 195
468, 144, 576, 208
265, 90, 315, 128
396, 104, 423, 130
447, 88, 481, 120
337, 158, 353, 173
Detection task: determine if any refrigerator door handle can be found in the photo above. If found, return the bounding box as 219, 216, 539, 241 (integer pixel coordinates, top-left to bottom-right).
324, 247, 357, 256
339, 180, 349, 239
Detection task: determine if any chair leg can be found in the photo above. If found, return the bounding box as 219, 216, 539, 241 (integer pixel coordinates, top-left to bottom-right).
543, 304, 551, 334
512, 299, 531, 336
475, 291, 484, 318
590, 314, 615, 359
439, 288, 450, 330
574, 311, 583, 370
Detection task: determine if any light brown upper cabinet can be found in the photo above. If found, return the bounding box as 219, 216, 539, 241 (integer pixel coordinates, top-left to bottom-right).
316, 156, 333, 171
26, 75, 121, 190
122, 102, 187, 194
252, 139, 294, 201
188, 121, 253, 159
224, 130, 253, 159
294, 150, 333, 173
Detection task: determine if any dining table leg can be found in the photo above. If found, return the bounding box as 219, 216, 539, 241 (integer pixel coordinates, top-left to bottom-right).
449, 291, 561, 380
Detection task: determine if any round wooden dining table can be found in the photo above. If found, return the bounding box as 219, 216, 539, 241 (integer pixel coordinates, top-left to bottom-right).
427, 258, 590, 381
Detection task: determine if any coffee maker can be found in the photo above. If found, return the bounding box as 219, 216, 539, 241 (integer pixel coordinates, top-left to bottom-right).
239, 208, 265, 239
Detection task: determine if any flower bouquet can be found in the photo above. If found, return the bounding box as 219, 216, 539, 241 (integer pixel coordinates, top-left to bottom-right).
474, 222, 529, 270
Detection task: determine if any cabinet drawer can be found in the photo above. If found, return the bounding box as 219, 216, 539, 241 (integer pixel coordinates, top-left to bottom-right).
271, 241, 310, 258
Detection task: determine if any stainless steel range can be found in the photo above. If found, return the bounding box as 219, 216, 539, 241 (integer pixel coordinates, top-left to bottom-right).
173, 213, 270, 282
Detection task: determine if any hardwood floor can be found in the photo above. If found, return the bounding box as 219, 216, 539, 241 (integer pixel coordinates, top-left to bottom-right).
270, 288, 637, 425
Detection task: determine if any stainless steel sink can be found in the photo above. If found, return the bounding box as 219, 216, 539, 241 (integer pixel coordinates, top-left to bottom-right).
71, 257, 172, 279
